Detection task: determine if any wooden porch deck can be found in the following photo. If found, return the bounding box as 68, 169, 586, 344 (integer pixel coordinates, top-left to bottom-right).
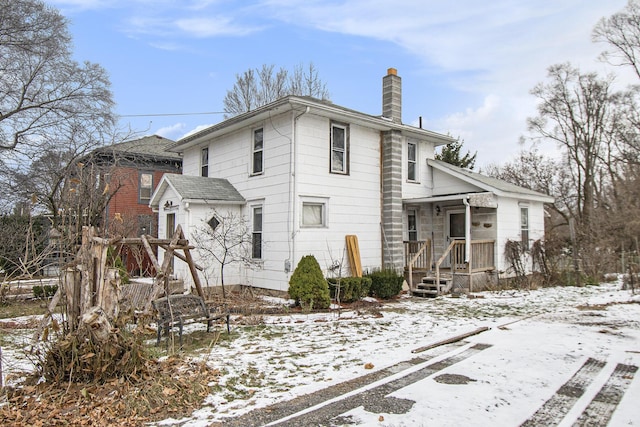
404, 240, 496, 297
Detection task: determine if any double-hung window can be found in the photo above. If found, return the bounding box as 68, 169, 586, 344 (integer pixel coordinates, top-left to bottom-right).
330, 122, 349, 174
520, 207, 529, 251
201, 147, 209, 177
139, 172, 153, 204
407, 142, 417, 181
252, 206, 263, 259
252, 128, 264, 175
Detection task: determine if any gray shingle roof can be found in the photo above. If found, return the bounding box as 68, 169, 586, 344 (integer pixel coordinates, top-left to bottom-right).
102, 135, 181, 160
163, 174, 245, 203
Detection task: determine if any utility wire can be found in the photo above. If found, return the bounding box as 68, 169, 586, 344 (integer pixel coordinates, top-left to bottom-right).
120, 111, 226, 118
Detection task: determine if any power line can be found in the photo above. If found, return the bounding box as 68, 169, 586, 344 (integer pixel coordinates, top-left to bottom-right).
120, 111, 226, 118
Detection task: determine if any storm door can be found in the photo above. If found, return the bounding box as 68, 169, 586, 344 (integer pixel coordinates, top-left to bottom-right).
446, 210, 466, 270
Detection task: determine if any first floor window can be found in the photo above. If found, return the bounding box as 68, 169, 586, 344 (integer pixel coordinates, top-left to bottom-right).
139, 172, 153, 204
407, 142, 417, 181
408, 209, 417, 241
330, 122, 349, 174
252, 207, 263, 259
166, 213, 176, 272
520, 207, 529, 250
302, 202, 325, 227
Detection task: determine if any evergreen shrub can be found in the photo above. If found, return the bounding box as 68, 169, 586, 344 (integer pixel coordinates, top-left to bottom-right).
327, 276, 372, 303
288, 255, 330, 309
367, 269, 404, 299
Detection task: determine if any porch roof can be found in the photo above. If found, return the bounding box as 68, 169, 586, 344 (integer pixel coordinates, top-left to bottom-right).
421, 159, 555, 204
404, 192, 495, 205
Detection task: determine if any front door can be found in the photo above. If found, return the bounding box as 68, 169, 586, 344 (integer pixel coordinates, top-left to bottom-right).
446, 210, 466, 270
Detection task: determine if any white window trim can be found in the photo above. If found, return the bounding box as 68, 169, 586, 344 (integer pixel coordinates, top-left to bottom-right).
300, 196, 329, 228
251, 203, 264, 260
139, 171, 153, 204
520, 205, 530, 251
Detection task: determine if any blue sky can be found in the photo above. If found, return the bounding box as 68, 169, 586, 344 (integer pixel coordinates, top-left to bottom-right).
48, 0, 632, 167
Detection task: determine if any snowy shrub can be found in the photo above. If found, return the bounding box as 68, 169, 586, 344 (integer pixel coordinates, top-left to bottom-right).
367, 269, 403, 299
288, 255, 330, 309
327, 276, 372, 303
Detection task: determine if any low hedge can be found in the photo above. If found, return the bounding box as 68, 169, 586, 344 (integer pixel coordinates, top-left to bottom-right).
327, 276, 372, 303
366, 269, 404, 299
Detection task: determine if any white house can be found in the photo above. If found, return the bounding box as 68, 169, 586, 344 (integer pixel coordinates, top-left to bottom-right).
150, 68, 554, 295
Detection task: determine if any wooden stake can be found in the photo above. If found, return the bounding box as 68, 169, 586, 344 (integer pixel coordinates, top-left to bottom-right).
411, 326, 489, 353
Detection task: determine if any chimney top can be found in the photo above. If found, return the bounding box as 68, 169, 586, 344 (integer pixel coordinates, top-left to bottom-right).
382, 68, 401, 123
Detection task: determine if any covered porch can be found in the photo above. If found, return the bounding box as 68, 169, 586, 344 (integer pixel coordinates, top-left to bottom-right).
403, 192, 498, 296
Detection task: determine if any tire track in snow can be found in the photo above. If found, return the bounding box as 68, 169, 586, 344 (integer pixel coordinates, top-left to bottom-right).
572, 363, 638, 427
520, 357, 606, 427
267, 343, 492, 427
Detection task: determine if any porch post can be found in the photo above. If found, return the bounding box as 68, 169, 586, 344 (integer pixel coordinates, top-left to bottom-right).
463, 197, 471, 265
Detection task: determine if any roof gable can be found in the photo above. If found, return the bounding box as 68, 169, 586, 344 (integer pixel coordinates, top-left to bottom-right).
428, 159, 554, 203
150, 173, 245, 207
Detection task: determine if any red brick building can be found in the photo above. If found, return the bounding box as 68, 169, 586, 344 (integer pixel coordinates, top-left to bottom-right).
90, 135, 182, 274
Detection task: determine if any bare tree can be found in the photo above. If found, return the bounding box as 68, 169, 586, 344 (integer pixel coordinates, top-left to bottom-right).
289, 62, 330, 101
223, 62, 330, 117
593, 0, 640, 79
0, 0, 115, 153
193, 209, 260, 299
528, 63, 619, 237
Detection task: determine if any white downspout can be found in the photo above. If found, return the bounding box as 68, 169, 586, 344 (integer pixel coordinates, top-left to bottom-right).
288, 106, 309, 278
463, 197, 471, 264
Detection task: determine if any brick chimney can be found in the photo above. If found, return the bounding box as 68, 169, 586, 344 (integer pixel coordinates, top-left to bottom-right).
382, 68, 402, 123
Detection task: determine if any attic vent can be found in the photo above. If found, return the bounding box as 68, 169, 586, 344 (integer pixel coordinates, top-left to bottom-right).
207, 216, 220, 231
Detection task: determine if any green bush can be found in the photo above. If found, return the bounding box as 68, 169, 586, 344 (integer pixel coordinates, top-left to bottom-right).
327, 276, 372, 303
107, 246, 130, 284
33, 284, 58, 299
366, 269, 404, 299
288, 255, 330, 310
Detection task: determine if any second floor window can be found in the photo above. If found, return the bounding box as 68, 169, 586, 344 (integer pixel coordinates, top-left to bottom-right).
252, 128, 263, 175
201, 147, 209, 177
139, 172, 153, 204
330, 122, 349, 174
407, 142, 417, 181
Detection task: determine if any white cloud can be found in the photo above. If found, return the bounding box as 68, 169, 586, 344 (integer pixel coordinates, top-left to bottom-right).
174, 16, 262, 38
181, 124, 215, 139
260, 0, 632, 166
155, 123, 187, 139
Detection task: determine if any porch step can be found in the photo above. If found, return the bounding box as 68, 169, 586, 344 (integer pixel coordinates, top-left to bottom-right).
412, 276, 452, 298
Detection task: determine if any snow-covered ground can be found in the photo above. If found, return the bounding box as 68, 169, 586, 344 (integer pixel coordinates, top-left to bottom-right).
2, 280, 639, 426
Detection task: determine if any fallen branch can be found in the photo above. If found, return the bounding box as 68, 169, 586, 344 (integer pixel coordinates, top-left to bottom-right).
411, 326, 490, 354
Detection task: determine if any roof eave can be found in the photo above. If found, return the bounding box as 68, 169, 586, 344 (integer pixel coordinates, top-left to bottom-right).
171, 96, 454, 152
